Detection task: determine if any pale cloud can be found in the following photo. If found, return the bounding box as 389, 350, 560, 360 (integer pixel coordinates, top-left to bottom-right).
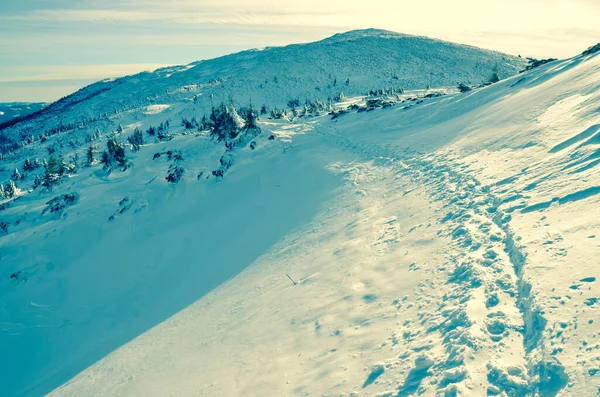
0, 64, 170, 83
5, 0, 598, 32
1, 0, 599, 102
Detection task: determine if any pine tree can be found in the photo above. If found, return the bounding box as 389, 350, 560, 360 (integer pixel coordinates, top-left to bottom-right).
23, 158, 35, 171
5, 180, 17, 198
33, 175, 42, 189
72, 152, 80, 168
86, 144, 96, 166
244, 104, 258, 129
11, 168, 22, 181
106, 138, 127, 170
488, 69, 500, 84
100, 150, 111, 170
457, 82, 471, 93
58, 155, 68, 176
46, 155, 60, 175
209, 104, 242, 142
128, 128, 143, 151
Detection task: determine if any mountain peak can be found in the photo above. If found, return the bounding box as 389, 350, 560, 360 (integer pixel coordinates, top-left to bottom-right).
324, 28, 411, 42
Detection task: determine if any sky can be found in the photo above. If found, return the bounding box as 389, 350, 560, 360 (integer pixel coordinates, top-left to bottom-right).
0, 0, 598, 103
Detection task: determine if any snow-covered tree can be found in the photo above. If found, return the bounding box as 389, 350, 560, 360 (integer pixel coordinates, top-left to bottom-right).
106, 138, 127, 170
23, 158, 36, 172
11, 168, 22, 181
128, 128, 143, 151
209, 104, 244, 142
244, 104, 258, 129
86, 144, 96, 166
5, 180, 17, 198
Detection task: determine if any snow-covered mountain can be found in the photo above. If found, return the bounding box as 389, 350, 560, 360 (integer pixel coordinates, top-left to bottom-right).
2, 30, 599, 397
0, 29, 525, 155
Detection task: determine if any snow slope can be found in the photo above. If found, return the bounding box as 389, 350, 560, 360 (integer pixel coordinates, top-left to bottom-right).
1, 34, 599, 397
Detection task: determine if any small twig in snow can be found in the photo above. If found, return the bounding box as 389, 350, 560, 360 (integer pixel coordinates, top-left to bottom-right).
286, 273, 298, 286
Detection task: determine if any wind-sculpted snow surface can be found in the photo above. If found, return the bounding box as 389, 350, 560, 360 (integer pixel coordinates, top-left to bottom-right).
1, 37, 599, 397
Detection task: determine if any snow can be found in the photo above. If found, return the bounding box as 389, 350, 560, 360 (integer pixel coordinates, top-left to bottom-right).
143, 104, 170, 115
1, 31, 599, 397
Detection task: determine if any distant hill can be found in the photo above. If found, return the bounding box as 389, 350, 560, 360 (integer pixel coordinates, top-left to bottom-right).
0, 102, 45, 124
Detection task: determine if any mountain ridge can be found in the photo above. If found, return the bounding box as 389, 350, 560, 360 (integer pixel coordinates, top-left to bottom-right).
0, 28, 526, 156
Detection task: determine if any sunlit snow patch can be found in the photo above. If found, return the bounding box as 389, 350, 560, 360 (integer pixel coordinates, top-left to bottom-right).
143, 104, 170, 115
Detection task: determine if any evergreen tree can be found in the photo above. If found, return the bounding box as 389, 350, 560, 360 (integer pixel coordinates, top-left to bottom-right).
457, 82, 471, 93
200, 115, 208, 131
23, 158, 35, 172
128, 128, 143, 151
106, 138, 127, 170
5, 180, 17, 198
33, 175, 42, 189
11, 168, 22, 181
100, 150, 112, 170
46, 155, 60, 175
58, 155, 68, 176
244, 104, 258, 129
71, 152, 80, 169
43, 156, 59, 188
488, 70, 500, 84
86, 144, 96, 166
209, 104, 242, 141
0, 183, 4, 198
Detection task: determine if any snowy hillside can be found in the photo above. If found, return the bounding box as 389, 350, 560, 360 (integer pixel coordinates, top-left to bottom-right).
1, 31, 599, 397
0, 29, 525, 157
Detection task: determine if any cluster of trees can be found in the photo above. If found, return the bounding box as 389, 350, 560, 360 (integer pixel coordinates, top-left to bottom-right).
0, 180, 18, 199
457, 82, 472, 93
207, 103, 258, 142
368, 87, 405, 97
100, 137, 128, 171
127, 128, 144, 151
287, 98, 301, 107
522, 57, 558, 72
166, 165, 184, 183
582, 43, 600, 56
146, 120, 170, 140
